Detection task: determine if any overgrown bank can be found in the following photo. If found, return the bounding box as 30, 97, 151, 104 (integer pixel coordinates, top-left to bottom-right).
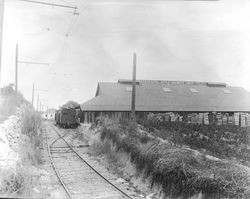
0, 88, 43, 197
88, 118, 250, 199
139, 118, 250, 164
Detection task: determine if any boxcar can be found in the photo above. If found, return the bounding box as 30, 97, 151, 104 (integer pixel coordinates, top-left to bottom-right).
55, 108, 80, 128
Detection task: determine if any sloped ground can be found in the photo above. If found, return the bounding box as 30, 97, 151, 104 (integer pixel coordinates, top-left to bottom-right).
74, 118, 250, 199
0, 107, 32, 197
0, 90, 45, 197
67, 123, 169, 198
0, 116, 19, 169
0, 96, 3, 121
0, 114, 20, 195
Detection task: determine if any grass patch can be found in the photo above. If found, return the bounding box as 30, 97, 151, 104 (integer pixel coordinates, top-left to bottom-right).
89, 138, 128, 176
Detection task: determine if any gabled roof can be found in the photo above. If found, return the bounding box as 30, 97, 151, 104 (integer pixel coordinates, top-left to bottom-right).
81, 80, 250, 112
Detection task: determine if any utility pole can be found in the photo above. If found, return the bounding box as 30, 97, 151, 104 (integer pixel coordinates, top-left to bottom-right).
0, 0, 4, 86
32, 82, 34, 107
37, 93, 39, 111
35, 89, 48, 111
131, 53, 136, 120
15, 44, 18, 91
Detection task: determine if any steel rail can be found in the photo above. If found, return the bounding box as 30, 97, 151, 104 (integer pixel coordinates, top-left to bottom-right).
45, 129, 73, 199
50, 125, 134, 199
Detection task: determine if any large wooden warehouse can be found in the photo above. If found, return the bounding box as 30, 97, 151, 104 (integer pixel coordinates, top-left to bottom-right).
81, 79, 250, 125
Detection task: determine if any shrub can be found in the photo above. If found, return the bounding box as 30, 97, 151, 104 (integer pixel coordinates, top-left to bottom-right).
0, 90, 28, 122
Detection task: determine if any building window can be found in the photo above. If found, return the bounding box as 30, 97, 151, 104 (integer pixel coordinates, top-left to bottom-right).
222, 89, 232, 94
162, 87, 171, 92
126, 87, 132, 92
189, 88, 199, 93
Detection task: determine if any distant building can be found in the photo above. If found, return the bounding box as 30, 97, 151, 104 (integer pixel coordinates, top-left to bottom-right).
80, 79, 250, 124
43, 108, 56, 120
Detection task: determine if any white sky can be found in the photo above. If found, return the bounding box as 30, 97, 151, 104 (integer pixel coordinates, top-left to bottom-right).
1, 0, 250, 109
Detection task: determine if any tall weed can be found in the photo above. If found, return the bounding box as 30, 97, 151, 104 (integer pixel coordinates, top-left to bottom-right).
20, 105, 42, 165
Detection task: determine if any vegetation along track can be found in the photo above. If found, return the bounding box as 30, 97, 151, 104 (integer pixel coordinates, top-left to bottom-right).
46, 123, 134, 199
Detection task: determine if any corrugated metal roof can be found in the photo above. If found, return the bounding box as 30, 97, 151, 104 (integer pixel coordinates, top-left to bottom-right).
81, 80, 250, 112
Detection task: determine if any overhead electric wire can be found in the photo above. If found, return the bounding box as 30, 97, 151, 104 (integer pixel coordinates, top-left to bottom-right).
19, 0, 77, 9
51, 0, 90, 65
18, 61, 50, 65
32, 0, 90, 80
58, 0, 75, 7
65, 13, 79, 37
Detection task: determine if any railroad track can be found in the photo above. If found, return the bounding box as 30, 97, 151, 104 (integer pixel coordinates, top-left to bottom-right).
46, 123, 134, 199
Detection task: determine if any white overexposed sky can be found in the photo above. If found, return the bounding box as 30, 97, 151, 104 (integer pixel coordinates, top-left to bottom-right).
1, 0, 250, 109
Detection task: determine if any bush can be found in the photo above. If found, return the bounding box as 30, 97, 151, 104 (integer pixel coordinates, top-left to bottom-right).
0, 90, 27, 122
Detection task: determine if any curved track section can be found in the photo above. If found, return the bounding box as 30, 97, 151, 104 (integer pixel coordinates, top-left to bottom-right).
46, 123, 133, 199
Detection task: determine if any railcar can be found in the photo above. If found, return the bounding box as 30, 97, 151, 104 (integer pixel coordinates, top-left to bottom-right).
55, 108, 80, 128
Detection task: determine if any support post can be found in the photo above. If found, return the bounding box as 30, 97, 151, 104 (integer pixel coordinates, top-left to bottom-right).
131, 53, 136, 120
15, 44, 18, 91
0, 0, 4, 86
37, 93, 39, 111
32, 83, 34, 107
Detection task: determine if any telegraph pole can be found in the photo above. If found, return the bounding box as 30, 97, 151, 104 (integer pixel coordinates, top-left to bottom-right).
0, 0, 4, 86
32, 82, 34, 106
37, 93, 39, 111
15, 44, 18, 91
35, 89, 48, 111
131, 53, 136, 120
